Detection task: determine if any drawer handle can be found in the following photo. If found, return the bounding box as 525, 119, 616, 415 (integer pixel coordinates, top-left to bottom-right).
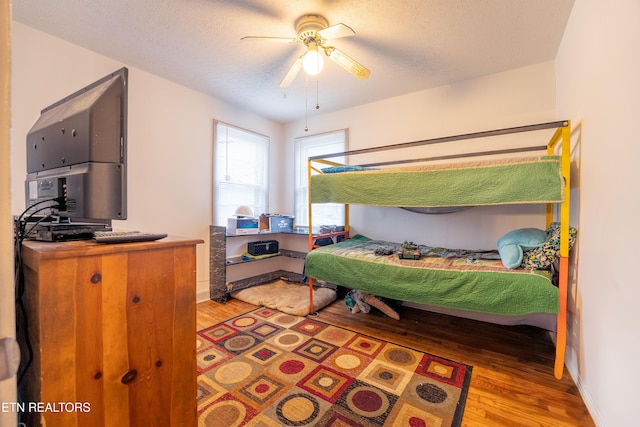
120, 369, 137, 385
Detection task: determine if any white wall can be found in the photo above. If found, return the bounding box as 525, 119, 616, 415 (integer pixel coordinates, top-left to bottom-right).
284, 61, 559, 249
555, 1, 640, 426
9, 22, 285, 301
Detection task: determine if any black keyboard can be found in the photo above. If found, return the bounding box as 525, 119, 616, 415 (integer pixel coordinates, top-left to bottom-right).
93, 230, 168, 244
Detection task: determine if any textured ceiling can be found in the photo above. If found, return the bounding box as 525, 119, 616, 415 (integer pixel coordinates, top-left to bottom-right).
12, 0, 575, 124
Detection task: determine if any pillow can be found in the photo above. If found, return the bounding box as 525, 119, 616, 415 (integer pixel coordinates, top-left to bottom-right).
497, 228, 548, 269
521, 222, 577, 270
321, 165, 378, 173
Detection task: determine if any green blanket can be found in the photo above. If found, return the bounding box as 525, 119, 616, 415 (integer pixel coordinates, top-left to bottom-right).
305, 235, 559, 316
310, 155, 562, 206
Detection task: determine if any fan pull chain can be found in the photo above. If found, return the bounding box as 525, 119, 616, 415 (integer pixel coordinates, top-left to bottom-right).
304, 74, 309, 132
316, 74, 320, 110
304, 74, 321, 132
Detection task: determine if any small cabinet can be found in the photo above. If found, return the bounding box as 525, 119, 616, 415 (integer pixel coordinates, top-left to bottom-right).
17, 236, 202, 427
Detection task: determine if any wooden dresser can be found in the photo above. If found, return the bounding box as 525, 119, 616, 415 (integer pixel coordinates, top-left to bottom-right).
17, 236, 203, 427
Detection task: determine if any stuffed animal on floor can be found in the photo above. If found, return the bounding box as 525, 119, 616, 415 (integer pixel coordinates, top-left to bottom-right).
345, 290, 400, 320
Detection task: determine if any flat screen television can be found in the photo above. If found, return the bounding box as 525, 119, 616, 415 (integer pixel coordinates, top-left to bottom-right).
24, 67, 128, 228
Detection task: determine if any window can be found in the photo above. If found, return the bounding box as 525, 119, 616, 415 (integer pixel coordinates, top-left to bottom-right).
294, 129, 347, 228
213, 121, 269, 226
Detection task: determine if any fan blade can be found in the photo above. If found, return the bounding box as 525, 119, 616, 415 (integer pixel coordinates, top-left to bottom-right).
279, 56, 303, 88
241, 36, 296, 43
325, 47, 371, 80
317, 23, 356, 40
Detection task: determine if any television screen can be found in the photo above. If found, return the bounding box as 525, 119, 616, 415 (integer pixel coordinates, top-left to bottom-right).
24, 67, 128, 224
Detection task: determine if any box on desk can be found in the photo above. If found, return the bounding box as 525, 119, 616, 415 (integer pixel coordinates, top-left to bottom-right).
259, 214, 294, 233
227, 216, 259, 235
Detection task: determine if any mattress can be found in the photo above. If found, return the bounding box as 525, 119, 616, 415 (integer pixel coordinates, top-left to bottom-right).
310, 155, 562, 207
305, 234, 559, 316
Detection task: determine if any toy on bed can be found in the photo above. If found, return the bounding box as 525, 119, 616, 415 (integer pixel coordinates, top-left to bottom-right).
399, 241, 421, 260
345, 289, 400, 320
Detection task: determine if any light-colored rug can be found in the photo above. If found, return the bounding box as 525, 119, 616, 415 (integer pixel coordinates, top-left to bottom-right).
231, 280, 337, 316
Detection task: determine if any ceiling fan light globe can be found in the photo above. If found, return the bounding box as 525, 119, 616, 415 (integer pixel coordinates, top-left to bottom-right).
303, 49, 324, 75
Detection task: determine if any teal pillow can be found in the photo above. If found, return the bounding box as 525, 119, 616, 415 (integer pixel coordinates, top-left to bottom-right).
497, 228, 548, 269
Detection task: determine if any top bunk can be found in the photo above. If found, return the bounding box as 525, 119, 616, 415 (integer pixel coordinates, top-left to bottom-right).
308, 120, 570, 208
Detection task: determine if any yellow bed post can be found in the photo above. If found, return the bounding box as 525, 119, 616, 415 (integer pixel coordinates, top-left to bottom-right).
308, 158, 315, 314
547, 120, 571, 379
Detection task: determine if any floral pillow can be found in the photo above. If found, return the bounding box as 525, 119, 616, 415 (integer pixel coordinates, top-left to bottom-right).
521, 222, 577, 270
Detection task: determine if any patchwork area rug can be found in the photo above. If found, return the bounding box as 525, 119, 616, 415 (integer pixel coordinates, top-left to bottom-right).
197, 307, 473, 426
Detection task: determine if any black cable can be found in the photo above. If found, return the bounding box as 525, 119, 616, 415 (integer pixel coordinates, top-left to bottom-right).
14, 225, 32, 387
22, 208, 57, 240
14, 237, 31, 425
14, 198, 62, 387
14, 231, 32, 387
15, 196, 64, 226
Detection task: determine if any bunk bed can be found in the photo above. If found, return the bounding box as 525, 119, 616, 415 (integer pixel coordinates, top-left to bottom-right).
305, 120, 572, 380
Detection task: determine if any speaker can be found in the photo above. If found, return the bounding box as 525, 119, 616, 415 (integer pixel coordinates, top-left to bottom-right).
247, 240, 279, 256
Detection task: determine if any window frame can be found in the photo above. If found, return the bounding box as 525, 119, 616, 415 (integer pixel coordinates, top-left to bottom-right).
293, 129, 348, 228
212, 120, 269, 226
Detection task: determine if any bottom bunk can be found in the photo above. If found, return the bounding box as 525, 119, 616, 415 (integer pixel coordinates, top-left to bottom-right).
304, 234, 560, 330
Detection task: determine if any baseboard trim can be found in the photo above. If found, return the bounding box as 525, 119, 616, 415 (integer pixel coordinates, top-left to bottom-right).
569, 366, 603, 426
196, 289, 212, 304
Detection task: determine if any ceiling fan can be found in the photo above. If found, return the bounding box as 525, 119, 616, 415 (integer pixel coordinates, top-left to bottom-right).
241, 14, 371, 88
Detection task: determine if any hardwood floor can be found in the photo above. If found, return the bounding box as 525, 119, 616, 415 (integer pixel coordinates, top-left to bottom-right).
197, 298, 595, 427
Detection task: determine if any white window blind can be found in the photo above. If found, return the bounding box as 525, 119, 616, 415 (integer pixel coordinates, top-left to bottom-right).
294, 129, 347, 228
214, 121, 269, 226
